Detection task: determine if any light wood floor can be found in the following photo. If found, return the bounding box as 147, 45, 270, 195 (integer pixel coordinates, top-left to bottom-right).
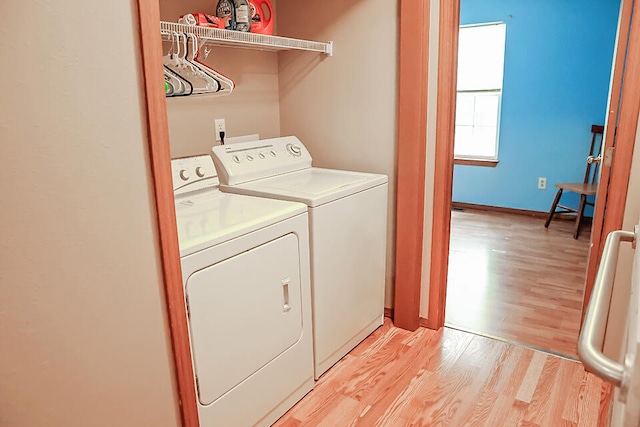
446, 209, 591, 358
273, 319, 610, 426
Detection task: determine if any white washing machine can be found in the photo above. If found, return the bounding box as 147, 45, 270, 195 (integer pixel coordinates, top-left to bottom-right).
171, 155, 314, 426
212, 136, 388, 378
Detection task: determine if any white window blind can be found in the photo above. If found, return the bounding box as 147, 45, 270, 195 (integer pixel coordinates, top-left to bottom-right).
455, 23, 506, 160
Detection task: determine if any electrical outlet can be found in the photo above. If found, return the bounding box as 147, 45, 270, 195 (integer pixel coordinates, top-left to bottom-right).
215, 119, 226, 142
538, 177, 547, 190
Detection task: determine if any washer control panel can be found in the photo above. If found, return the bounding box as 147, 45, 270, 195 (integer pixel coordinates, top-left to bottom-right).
171, 155, 219, 195
212, 136, 312, 186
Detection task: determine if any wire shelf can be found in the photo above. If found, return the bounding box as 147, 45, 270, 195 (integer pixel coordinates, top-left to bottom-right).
160, 21, 333, 56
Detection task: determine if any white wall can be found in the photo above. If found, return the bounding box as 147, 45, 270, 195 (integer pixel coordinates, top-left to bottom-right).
277, 0, 399, 308
0, 1, 180, 426
160, 0, 282, 158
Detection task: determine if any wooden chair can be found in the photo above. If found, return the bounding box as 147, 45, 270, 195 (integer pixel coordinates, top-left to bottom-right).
544, 124, 605, 239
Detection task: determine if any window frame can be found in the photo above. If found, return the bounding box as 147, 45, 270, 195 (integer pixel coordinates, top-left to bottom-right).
454, 22, 506, 163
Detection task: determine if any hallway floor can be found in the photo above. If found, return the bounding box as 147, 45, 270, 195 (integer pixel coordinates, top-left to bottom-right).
273, 318, 609, 426
445, 209, 591, 358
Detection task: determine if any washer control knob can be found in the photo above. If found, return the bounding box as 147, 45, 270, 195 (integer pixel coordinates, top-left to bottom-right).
287, 143, 302, 156
270, 150, 277, 157
179, 169, 189, 181
232, 155, 241, 164
195, 167, 205, 178
258, 152, 266, 159
247, 155, 254, 161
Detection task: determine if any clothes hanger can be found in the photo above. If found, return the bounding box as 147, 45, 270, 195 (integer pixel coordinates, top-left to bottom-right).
164, 32, 201, 89
162, 30, 234, 96
188, 34, 235, 94
173, 32, 217, 93
166, 31, 183, 68
162, 33, 180, 96
164, 74, 175, 96
184, 34, 222, 93
162, 32, 194, 96
185, 34, 226, 93
164, 65, 193, 96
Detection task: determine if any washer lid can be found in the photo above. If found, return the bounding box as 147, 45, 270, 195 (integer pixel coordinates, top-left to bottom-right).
174, 190, 307, 257
222, 168, 388, 207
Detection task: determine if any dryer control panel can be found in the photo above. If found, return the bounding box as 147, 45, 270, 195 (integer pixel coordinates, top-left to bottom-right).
212, 136, 312, 186
171, 155, 219, 195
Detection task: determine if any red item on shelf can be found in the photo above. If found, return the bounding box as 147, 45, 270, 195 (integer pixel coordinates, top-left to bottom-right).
249, 0, 274, 35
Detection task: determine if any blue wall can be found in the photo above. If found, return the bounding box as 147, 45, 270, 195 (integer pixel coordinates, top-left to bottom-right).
453, 0, 620, 213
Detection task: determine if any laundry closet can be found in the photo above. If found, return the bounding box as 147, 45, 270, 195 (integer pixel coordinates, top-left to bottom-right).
158, 0, 398, 424
158, 0, 398, 309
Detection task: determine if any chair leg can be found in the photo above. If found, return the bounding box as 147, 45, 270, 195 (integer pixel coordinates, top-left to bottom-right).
545, 189, 563, 228
574, 194, 587, 239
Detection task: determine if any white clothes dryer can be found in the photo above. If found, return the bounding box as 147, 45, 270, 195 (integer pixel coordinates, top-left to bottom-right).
212, 137, 388, 378
172, 155, 314, 427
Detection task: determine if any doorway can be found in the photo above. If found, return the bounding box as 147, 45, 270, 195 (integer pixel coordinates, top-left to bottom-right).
443, 2, 619, 357
394, 0, 640, 341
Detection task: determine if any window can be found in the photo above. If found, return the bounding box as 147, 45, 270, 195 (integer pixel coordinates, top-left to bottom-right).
455, 22, 506, 161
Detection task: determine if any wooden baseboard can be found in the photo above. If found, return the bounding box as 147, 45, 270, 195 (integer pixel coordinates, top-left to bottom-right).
419, 317, 435, 329
384, 307, 394, 319
452, 201, 592, 222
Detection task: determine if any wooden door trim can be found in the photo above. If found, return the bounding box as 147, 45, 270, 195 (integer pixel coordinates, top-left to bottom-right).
136, 0, 200, 425
584, 0, 635, 318
393, 0, 431, 331
600, 0, 640, 255
426, 0, 459, 329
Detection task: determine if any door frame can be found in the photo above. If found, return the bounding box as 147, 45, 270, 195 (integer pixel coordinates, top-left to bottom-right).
393, 0, 432, 331
394, 0, 640, 331
136, 0, 200, 425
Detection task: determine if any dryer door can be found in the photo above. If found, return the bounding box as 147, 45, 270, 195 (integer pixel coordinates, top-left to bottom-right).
185, 233, 303, 406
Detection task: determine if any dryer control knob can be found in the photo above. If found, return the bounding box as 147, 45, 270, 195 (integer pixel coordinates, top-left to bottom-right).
287, 143, 302, 156
195, 167, 205, 178
179, 169, 189, 181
